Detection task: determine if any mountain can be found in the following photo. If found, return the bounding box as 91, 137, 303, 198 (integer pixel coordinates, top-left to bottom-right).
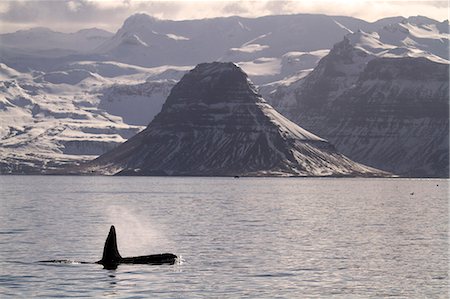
348, 22, 448, 64
0, 13, 372, 81
95, 14, 449, 84
0, 27, 113, 53
266, 32, 449, 177
95, 13, 372, 84
0, 63, 185, 174
0, 27, 114, 72
2, 14, 446, 80
76, 62, 387, 177
0, 14, 447, 176
259, 16, 449, 100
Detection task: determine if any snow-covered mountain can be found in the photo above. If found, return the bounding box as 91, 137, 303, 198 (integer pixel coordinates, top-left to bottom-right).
0, 62, 185, 174
0, 13, 447, 176
94, 13, 406, 84
266, 30, 449, 177
0, 27, 113, 52
74, 62, 387, 177
0, 27, 114, 72
0, 13, 399, 81
259, 16, 448, 98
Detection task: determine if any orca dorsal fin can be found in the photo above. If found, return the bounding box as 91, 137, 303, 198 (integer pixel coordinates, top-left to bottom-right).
99, 225, 122, 266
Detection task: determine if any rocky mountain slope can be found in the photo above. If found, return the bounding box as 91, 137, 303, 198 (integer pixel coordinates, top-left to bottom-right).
77, 62, 387, 177
266, 32, 449, 177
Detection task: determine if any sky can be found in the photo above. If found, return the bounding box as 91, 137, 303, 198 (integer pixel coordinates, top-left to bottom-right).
0, 0, 448, 34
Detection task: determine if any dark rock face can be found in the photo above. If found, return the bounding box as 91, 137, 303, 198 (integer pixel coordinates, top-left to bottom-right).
82, 62, 386, 177
269, 39, 449, 177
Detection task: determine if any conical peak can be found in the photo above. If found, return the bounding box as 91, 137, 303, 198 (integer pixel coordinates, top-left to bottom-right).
123, 13, 159, 30
183, 62, 249, 90
191, 62, 244, 76
160, 62, 261, 109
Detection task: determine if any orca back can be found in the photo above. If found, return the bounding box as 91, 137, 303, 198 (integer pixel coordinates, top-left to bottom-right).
97, 225, 177, 269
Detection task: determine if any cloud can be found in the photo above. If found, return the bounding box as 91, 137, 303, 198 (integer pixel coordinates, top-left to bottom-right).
67, 1, 82, 12
0, 0, 447, 34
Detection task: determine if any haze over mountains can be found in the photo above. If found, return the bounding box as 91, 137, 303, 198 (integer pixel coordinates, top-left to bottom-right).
0, 13, 448, 176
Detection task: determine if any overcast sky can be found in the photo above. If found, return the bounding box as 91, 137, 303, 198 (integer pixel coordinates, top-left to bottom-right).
0, 0, 448, 34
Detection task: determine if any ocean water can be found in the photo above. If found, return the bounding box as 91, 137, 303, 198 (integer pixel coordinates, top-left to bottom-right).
0, 176, 448, 298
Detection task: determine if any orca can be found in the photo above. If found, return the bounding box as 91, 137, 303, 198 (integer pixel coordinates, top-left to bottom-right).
96, 225, 177, 269
39, 225, 177, 270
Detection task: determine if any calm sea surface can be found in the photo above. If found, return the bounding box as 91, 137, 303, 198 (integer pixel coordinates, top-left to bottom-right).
0, 176, 448, 298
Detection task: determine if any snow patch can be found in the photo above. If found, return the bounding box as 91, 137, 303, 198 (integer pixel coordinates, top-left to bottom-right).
230, 44, 269, 53
165, 33, 190, 41
37, 69, 102, 85
238, 58, 282, 76
334, 20, 354, 34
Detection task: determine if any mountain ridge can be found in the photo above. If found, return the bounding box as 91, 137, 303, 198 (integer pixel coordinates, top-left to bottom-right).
265, 34, 449, 177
